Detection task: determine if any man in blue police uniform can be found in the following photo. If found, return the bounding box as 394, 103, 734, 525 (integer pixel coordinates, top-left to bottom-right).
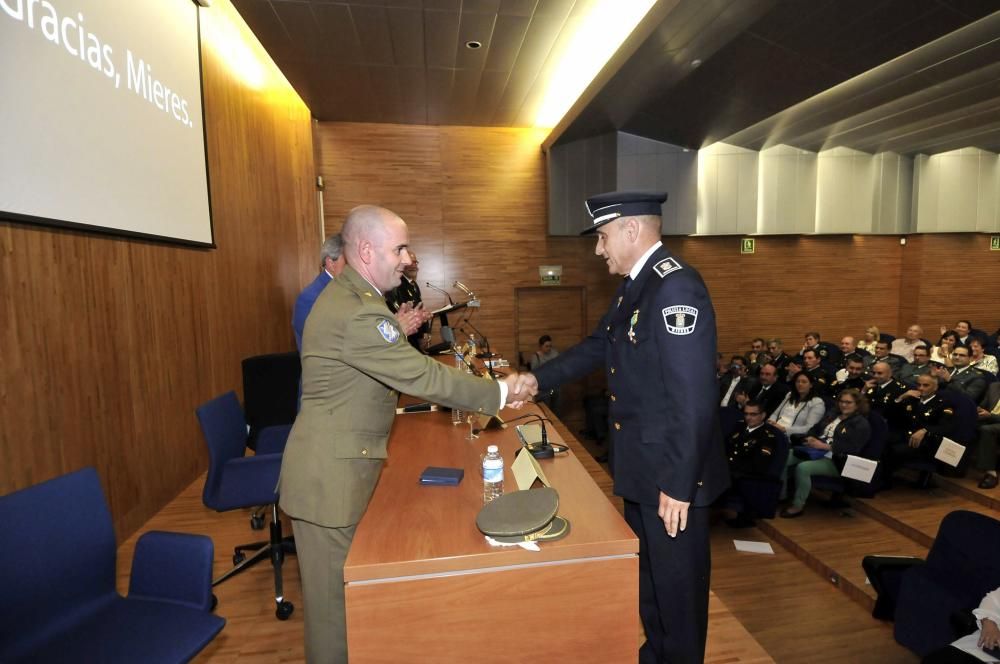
515, 191, 729, 663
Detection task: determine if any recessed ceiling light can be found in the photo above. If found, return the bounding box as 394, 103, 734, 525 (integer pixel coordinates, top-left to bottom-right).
466, 40, 482, 49
690, 58, 702, 68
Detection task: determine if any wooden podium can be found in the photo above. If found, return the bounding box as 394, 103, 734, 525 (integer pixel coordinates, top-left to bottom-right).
344, 403, 639, 662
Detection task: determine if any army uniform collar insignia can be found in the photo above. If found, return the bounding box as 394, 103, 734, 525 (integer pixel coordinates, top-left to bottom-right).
376, 318, 399, 343
628, 309, 640, 343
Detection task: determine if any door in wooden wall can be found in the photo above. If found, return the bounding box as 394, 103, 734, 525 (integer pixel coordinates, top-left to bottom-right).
515, 287, 587, 430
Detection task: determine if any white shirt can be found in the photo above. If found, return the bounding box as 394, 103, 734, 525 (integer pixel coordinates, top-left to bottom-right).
629, 241, 663, 280
951, 586, 1000, 662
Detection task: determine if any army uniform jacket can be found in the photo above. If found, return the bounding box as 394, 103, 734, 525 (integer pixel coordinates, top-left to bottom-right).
532, 244, 729, 507
945, 367, 987, 403
899, 393, 955, 449
898, 362, 931, 388
279, 266, 500, 528
726, 424, 780, 479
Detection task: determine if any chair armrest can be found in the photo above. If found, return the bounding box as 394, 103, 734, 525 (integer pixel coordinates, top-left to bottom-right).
862, 554, 925, 620
128, 531, 215, 611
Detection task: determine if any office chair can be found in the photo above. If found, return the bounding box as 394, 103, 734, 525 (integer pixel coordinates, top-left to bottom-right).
197, 391, 296, 620
241, 351, 300, 450
0, 467, 225, 661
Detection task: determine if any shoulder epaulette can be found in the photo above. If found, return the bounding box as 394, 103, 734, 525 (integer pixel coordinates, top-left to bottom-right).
653, 257, 682, 278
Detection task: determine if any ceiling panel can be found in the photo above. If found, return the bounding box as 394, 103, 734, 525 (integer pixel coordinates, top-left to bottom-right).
231, 0, 1000, 154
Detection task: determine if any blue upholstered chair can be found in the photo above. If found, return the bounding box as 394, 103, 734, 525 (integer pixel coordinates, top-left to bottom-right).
0, 467, 224, 662
893, 510, 1000, 656
197, 391, 296, 620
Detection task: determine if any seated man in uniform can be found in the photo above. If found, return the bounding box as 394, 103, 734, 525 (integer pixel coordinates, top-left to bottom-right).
768, 338, 792, 381
831, 354, 867, 396
721, 400, 781, 527
885, 374, 955, 481
753, 362, 789, 416
864, 361, 908, 436
936, 345, 988, 403
864, 339, 907, 376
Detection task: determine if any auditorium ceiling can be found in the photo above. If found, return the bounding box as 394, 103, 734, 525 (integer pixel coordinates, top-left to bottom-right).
231, 0, 1000, 155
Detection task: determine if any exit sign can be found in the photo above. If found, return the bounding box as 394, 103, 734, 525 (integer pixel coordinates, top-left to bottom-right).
741, 238, 755, 254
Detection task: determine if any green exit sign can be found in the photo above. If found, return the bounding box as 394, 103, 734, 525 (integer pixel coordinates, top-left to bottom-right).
741, 238, 755, 254
991, 236, 1000, 251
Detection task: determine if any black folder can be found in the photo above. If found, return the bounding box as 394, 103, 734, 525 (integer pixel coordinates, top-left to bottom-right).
419, 467, 464, 486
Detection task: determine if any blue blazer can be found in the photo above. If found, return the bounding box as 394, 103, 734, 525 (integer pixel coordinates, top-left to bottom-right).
292, 271, 332, 351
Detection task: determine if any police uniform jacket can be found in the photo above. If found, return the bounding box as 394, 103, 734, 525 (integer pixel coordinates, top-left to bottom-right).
831, 376, 867, 396
726, 424, 780, 479
865, 379, 908, 429
899, 393, 954, 449
279, 266, 500, 528
532, 245, 728, 507
771, 352, 792, 381
292, 270, 332, 352
805, 365, 833, 395
385, 275, 430, 348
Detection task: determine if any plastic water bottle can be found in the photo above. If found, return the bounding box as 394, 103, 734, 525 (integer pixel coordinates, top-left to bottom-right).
483, 445, 504, 503
467, 334, 477, 359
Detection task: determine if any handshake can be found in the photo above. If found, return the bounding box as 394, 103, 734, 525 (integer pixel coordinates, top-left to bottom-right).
500, 372, 539, 408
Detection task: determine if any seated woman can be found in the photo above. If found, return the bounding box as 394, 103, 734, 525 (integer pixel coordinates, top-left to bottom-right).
779, 388, 871, 518
768, 372, 826, 438
859, 326, 880, 355
931, 330, 960, 365
969, 337, 998, 376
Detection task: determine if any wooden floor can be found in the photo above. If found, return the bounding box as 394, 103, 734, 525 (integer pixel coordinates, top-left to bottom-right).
116, 412, 998, 663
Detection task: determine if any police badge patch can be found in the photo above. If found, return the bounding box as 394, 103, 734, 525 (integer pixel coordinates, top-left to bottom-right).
376, 318, 399, 343
662, 305, 698, 335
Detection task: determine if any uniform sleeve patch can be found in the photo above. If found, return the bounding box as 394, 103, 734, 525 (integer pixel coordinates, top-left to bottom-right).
653, 257, 682, 278
662, 305, 698, 335
376, 318, 400, 343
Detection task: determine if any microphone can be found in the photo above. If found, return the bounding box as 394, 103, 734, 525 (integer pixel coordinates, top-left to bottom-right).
453, 281, 474, 298
425, 281, 453, 305
505, 413, 564, 459
463, 319, 495, 359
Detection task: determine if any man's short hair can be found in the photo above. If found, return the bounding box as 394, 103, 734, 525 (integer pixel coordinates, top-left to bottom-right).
876, 340, 890, 350
538, 334, 552, 346
743, 400, 765, 414
806, 331, 821, 341
769, 338, 783, 347
803, 348, 819, 359
320, 233, 344, 268
751, 337, 765, 346
845, 354, 864, 366
731, 355, 748, 365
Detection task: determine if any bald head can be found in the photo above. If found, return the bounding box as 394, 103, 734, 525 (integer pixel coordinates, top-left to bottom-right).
341, 205, 412, 292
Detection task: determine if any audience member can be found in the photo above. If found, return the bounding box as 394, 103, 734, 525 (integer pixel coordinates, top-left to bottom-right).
832, 355, 868, 395
800, 331, 841, 367
292, 233, 346, 352
719, 356, 758, 408
975, 382, 1000, 490
969, 337, 998, 376
920, 585, 1000, 664
800, 348, 833, 396
747, 338, 767, 376
529, 335, 561, 413
898, 345, 933, 388
887, 374, 955, 475
935, 346, 988, 403
768, 338, 792, 380
864, 361, 908, 432
942, 320, 976, 347
384, 250, 433, 350
859, 326, 880, 355
779, 389, 871, 518
931, 330, 960, 365
839, 336, 870, 363
891, 325, 928, 363
768, 372, 826, 437
865, 340, 906, 375
723, 401, 781, 527
754, 363, 790, 416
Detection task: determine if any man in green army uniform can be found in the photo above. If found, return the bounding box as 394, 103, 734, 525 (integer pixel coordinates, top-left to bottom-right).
279, 205, 525, 663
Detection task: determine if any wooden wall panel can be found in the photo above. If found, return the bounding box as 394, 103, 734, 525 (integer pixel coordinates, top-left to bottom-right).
0, 0, 317, 539
316, 120, 1000, 366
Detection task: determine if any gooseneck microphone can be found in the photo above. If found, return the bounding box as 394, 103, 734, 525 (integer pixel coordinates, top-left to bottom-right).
453, 281, 475, 298
424, 281, 453, 305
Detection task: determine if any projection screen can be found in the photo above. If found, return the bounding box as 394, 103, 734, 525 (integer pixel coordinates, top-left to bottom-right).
0, 0, 213, 245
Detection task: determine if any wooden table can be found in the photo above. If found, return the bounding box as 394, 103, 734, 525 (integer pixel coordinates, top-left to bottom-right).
344, 401, 639, 663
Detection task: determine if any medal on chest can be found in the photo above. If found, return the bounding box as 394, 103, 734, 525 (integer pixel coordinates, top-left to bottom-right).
627, 309, 639, 343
